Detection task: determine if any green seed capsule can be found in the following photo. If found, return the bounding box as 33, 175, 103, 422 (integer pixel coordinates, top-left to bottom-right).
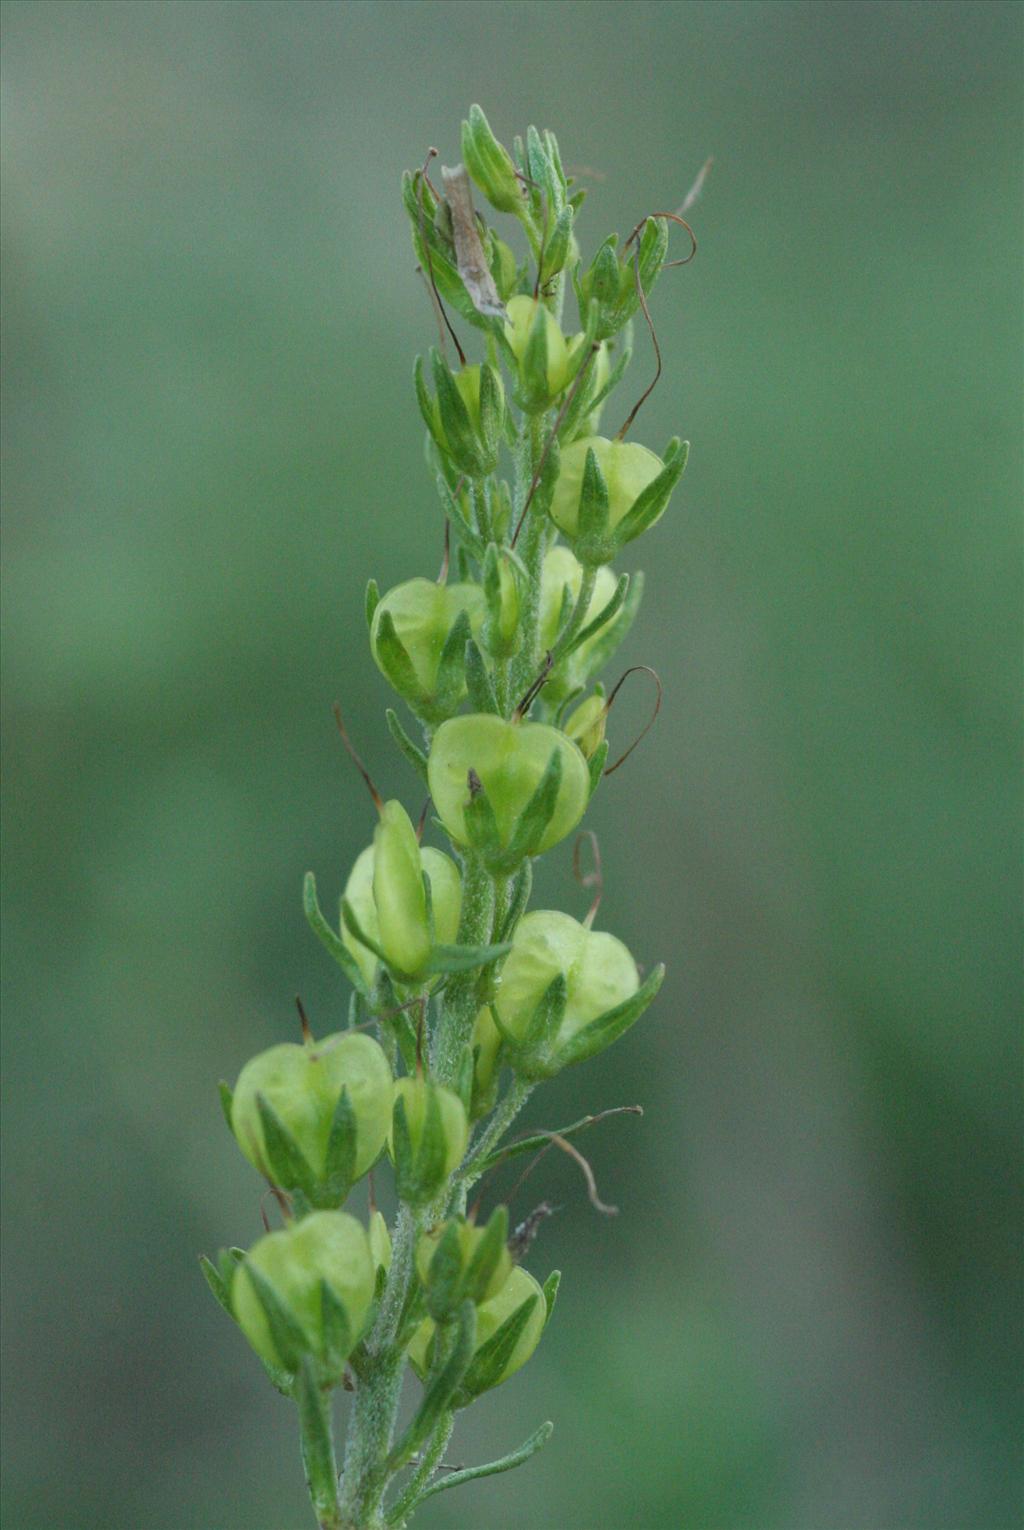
550, 435, 664, 540
341, 800, 462, 986
494, 909, 639, 1051
428, 714, 589, 863
416, 1208, 512, 1318
408, 1264, 546, 1398
504, 295, 571, 405
564, 693, 607, 760
370, 578, 485, 718
232, 1211, 375, 1378
389, 1075, 469, 1203
231, 1031, 393, 1198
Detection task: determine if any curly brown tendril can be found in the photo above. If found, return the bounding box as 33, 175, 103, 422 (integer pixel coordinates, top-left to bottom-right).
603, 665, 663, 776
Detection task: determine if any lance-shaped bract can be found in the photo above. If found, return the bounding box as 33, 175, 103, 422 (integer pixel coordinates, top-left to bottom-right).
415, 353, 505, 479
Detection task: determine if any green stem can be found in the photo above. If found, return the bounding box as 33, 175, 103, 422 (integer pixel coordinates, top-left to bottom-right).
336, 1205, 420, 1529
385, 1411, 455, 1527
433, 852, 493, 1086
510, 414, 551, 698
457, 1076, 534, 1199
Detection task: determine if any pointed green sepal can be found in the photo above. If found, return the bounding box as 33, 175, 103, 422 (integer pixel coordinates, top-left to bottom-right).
199, 1254, 232, 1317
554, 962, 666, 1070
218, 1080, 234, 1132
385, 707, 429, 786
464, 637, 500, 714
318, 1278, 353, 1379
320, 1084, 358, 1205
456, 1293, 540, 1405
501, 745, 563, 868
541, 1269, 561, 1326
241, 1260, 308, 1375
422, 940, 511, 976
365, 578, 380, 630
255, 1092, 317, 1196
613, 440, 689, 550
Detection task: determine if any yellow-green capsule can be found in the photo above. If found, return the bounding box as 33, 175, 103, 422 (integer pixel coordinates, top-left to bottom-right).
564, 693, 607, 760
550, 435, 664, 538
408, 1264, 546, 1395
370, 578, 485, 706
231, 1031, 393, 1191
428, 714, 589, 859
504, 295, 571, 398
232, 1211, 375, 1377
341, 801, 462, 986
493, 909, 639, 1051
539, 545, 622, 702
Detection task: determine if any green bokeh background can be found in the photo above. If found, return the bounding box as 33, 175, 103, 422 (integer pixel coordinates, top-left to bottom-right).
2, 2, 1020, 1526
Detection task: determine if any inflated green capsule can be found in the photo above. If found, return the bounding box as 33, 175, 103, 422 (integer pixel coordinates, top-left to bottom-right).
232, 1211, 375, 1379
370, 577, 485, 721
390, 1075, 469, 1204
427, 713, 589, 866
408, 1264, 546, 1400
504, 295, 571, 407
231, 1031, 393, 1201
550, 435, 663, 538
341, 801, 462, 987
539, 545, 623, 703
415, 1208, 512, 1319
490, 908, 662, 1077
564, 693, 607, 760
550, 434, 689, 565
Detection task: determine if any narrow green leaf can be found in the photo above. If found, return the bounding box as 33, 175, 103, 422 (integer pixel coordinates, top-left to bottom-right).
385, 707, 429, 786
542, 1269, 561, 1326
416, 1420, 554, 1505
372, 607, 426, 711
303, 872, 370, 997
564, 573, 629, 660
296, 1359, 340, 1525
502, 746, 562, 865
199, 1254, 232, 1317
434, 607, 473, 712
340, 897, 390, 967
614, 441, 689, 550
577, 570, 644, 686
587, 739, 609, 798
423, 940, 511, 976
499, 860, 533, 942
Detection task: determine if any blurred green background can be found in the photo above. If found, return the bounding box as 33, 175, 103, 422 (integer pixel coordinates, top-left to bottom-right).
2, 2, 1020, 1526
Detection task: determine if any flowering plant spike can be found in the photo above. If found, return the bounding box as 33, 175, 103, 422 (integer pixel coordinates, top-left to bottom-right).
201, 106, 698, 1529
